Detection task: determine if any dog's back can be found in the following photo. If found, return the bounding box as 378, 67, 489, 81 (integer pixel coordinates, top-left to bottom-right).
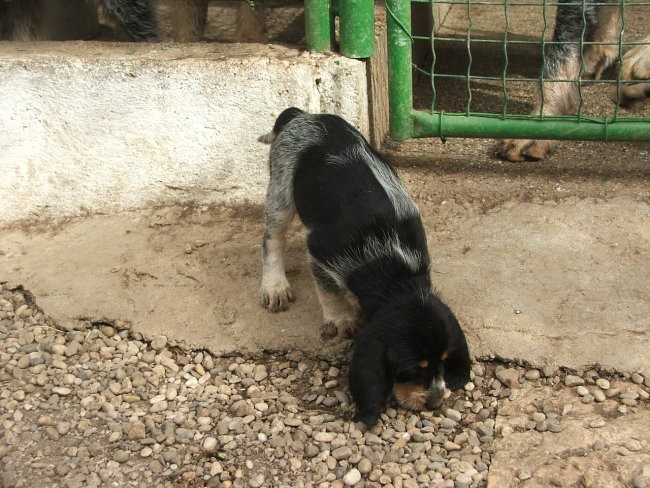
264, 108, 419, 230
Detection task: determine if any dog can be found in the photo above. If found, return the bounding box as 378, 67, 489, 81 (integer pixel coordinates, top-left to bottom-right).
258, 108, 471, 427
0, 0, 159, 41
499, 1, 649, 161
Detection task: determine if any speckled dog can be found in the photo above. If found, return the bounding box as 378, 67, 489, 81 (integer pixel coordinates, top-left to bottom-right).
258, 108, 471, 427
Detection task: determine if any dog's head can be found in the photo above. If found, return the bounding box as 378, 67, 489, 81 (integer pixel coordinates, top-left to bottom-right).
349, 293, 471, 428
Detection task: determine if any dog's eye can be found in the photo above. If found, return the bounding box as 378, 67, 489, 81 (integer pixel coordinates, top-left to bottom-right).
418, 360, 429, 369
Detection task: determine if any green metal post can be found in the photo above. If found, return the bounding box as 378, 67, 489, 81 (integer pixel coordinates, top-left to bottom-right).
339, 0, 375, 58
386, 0, 414, 140
412, 110, 650, 141
304, 0, 333, 53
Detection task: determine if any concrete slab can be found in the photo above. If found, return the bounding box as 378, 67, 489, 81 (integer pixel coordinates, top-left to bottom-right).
1, 177, 648, 374
0, 42, 368, 225
488, 380, 650, 487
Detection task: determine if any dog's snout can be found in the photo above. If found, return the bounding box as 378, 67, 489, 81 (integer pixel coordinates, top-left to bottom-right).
426, 378, 446, 410
426, 393, 444, 410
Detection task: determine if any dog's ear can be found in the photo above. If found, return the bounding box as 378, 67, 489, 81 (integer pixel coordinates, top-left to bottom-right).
442, 315, 471, 390
349, 334, 391, 428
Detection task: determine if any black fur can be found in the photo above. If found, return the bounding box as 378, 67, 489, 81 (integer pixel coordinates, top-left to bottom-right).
0, 0, 158, 41
259, 108, 471, 427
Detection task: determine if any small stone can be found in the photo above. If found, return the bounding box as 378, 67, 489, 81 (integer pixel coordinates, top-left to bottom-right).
445, 408, 462, 422
595, 378, 610, 390
203, 437, 218, 453
630, 373, 644, 385
343, 468, 361, 486
620, 391, 640, 401
531, 412, 546, 422
151, 336, 167, 351
332, 446, 353, 461
524, 369, 541, 381
631, 477, 647, 488
517, 468, 532, 480
443, 441, 461, 451
547, 419, 563, 433
249, 473, 265, 488
496, 368, 520, 388
581, 393, 595, 404
314, 432, 335, 442
588, 418, 606, 428
253, 365, 268, 382
576, 386, 589, 396
52, 386, 72, 396
113, 450, 130, 463
357, 458, 372, 474
623, 439, 642, 452
564, 375, 584, 387
592, 389, 606, 402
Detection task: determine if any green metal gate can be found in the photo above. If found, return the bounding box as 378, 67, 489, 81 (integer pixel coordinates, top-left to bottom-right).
383, 0, 650, 143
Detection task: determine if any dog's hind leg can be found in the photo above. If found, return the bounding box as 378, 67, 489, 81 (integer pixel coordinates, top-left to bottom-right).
259, 174, 296, 312
309, 259, 360, 340
98, 0, 159, 41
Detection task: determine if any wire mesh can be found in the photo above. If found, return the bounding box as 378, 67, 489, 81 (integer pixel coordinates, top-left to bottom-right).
388, 0, 650, 141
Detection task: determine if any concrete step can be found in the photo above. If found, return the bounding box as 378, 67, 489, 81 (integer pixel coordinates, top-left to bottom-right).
0, 41, 369, 225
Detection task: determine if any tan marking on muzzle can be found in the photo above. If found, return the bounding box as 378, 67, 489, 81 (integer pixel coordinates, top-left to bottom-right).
393, 383, 429, 410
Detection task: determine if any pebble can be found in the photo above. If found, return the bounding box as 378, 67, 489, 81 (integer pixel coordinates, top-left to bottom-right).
0, 283, 645, 488
588, 418, 606, 428
630, 373, 644, 385
113, 450, 130, 463
517, 468, 532, 480
524, 369, 541, 381
565, 375, 585, 387
249, 473, 265, 487
595, 378, 610, 390
445, 408, 462, 422
343, 468, 361, 486
496, 368, 521, 388
592, 389, 606, 402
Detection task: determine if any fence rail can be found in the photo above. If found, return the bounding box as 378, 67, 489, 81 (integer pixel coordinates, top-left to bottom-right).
384, 0, 650, 143
304, 0, 375, 58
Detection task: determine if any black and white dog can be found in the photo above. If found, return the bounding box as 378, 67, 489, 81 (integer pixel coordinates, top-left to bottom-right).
258, 108, 471, 427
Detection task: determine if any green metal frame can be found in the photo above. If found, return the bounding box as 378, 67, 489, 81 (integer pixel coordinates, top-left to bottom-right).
385, 0, 650, 142
304, 0, 375, 58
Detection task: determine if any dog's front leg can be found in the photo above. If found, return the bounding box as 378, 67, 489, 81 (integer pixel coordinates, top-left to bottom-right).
259, 194, 295, 312
309, 259, 359, 339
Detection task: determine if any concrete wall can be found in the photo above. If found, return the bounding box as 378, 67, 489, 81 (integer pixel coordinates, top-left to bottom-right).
0, 42, 369, 225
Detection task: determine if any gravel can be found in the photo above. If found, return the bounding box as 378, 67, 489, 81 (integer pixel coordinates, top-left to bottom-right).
1, 282, 648, 487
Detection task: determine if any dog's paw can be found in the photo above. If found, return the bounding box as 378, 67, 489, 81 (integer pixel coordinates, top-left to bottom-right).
498, 139, 554, 162
320, 319, 359, 340
353, 409, 381, 429
259, 283, 294, 312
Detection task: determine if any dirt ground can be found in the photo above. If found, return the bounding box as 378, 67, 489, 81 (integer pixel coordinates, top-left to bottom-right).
1, 134, 649, 372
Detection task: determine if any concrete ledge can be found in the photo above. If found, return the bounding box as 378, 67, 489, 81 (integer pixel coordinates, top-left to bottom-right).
0, 42, 368, 225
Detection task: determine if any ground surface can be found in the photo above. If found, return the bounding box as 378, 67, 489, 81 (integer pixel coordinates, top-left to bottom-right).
2, 137, 649, 372
2, 2, 650, 486
1, 136, 649, 488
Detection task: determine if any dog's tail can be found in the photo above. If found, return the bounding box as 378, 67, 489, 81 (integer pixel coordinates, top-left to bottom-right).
258, 107, 306, 144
